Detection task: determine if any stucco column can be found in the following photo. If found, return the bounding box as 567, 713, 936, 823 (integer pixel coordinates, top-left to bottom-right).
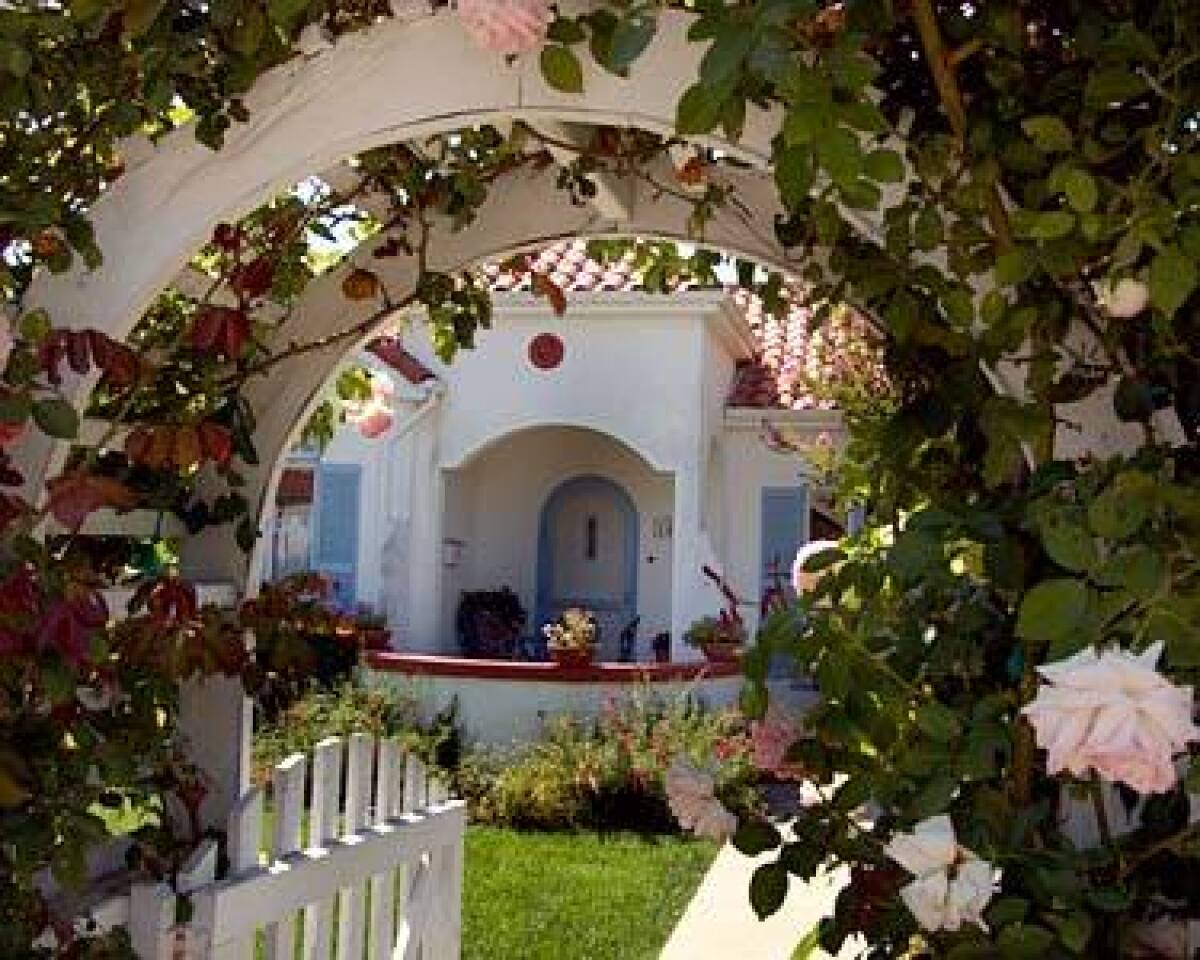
178, 674, 252, 832
670, 465, 705, 661
406, 415, 443, 652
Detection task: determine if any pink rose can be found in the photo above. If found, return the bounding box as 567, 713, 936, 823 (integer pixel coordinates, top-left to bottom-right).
457, 0, 551, 56
750, 706, 798, 775
1022, 642, 1199, 795
664, 761, 735, 841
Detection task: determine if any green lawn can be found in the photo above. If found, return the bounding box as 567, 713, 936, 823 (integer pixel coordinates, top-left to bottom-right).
463, 827, 717, 960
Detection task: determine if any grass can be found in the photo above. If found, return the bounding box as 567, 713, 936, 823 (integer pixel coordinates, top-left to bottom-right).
463, 827, 717, 960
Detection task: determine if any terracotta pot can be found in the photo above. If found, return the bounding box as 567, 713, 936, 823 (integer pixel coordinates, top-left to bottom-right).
548, 645, 594, 668
700, 641, 742, 664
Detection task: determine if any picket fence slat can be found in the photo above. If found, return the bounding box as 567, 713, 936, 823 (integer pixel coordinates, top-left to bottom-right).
337, 733, 375, 960
266, 754, 306, 960
304, 736, 344, 960
369, 740, 401, 960
116, 734, 462, 960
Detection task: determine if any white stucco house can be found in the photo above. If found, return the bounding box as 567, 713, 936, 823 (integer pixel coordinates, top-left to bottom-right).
261, 241, 856, 663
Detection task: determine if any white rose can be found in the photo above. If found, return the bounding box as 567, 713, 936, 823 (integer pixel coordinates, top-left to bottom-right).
1096, 277, 1150, 318
887, 815, 999, 933
1022, 642, 1200, 794
884, 813, 958, 875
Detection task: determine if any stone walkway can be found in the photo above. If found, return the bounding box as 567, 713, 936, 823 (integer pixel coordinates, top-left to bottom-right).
660, 839, 858, 960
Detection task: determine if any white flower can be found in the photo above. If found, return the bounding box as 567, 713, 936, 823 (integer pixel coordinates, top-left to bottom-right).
884, 813, 957, 874
886, 815, 999, 933
791, 539, 839, 595
664, 761, 735, 841
1022, 642, 1200, 795
1096, 277, 1150, 318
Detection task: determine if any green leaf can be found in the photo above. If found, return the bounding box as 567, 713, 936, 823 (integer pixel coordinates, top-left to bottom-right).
733, 818, 782, 857
1148, 600, 1200, 667
121, 0, 165, 39
31, 395, 79, 439
915, 702, 962, 742
913, 207, 943, 250
1087, 472, 1154, 540
790, 926, 821, 960
546, 17, 586, 43
0, 391, 30, 424
998, 923, 1056, 958
699, 27, 752, 89
267, 0, 309, 28
1148, 246, 1198, 316
0, 40, 32, 78
1017, 579, 1091, 652
863, 149, 905, 184
1014, 210, 1076, 241
782, 102, 829, 145
815, 127, 862, 185
1063, 170, 1098, 213
995, 247, 1037, 285
749, 861, 789, 920
774, 145, 814, 210
1085, 67, 1147, 106
1039, 509, 1097, 573
675, 83, 723, 135
608, 16, 656, 72
540, 45, 584, 94
1021, 116, 1073, 153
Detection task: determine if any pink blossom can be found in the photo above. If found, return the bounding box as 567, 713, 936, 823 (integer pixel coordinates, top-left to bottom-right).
1096, 277, 1150, 319
345, 375, 395, 439
457, 0, 551, 56
664, 761, 735, 841
1022, 642, 1200, 795
749, 706, 799, 775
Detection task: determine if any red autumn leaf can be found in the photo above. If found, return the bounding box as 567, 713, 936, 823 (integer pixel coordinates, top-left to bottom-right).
0, 419, 25, 446
531, 272, 567, 316
221, 309, 250, 359
66, 330, 91, 376
173, 426, 202, 471
37, 333, 68, 385
89, 331, 139, 387
230, 256, 275, 300
341, 268, 381, 301
145, 427, 175, 470
139, 576, 198, 626
39, 590, 107, 668
198, 421, 233, 465
0, 493, 27, 534
212, 222, 242, 253
46, 470, 138, 530
190, 306, 228, 352
124, 427, 152, 465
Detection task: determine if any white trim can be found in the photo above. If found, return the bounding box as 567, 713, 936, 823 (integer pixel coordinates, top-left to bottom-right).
722, 408, 845, 432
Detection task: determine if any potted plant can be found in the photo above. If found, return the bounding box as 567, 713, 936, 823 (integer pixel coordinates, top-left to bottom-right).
456, 587, 527, 658
354, 608, 392, 651
685, 566, 749, 662
543, 607, 597, 668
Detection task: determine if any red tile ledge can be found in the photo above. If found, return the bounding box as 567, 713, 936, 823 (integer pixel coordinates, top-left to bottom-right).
364, 651, 741, 683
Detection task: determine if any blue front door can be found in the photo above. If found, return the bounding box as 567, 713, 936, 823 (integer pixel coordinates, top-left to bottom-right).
311, 463, 362, 610
761, 485, 810, 599
537, 475, 639, 660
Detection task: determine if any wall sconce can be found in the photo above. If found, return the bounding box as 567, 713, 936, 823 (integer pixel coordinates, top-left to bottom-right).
442, 538, 465, 568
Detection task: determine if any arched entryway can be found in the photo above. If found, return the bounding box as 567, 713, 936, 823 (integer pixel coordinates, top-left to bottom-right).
537, 474, 639, 659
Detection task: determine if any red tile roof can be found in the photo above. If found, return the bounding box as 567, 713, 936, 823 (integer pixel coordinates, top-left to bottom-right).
368, 240, 885, 411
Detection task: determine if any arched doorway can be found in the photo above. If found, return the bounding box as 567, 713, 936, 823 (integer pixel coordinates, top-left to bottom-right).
537, 474, 639, 658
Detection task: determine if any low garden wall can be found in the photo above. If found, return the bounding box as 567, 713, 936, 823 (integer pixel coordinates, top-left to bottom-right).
364, 653, 743, 746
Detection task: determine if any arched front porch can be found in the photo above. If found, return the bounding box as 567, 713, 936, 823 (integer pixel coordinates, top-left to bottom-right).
436, 424, 676, 661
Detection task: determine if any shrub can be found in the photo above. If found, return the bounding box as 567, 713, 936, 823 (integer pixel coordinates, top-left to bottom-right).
457, 690, 754, 833
252, 681, 461, 786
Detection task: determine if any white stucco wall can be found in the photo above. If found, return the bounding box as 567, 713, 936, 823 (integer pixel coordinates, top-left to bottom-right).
719, 409, 845, 635
367, 669, 743, 747
442, 424, 675, 657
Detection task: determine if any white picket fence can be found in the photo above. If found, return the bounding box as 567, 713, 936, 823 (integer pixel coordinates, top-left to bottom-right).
116, 733, 464, 960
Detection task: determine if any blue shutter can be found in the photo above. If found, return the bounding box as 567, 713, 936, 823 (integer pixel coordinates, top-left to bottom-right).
760, 485, 809, 596
312, 463, 361, 610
